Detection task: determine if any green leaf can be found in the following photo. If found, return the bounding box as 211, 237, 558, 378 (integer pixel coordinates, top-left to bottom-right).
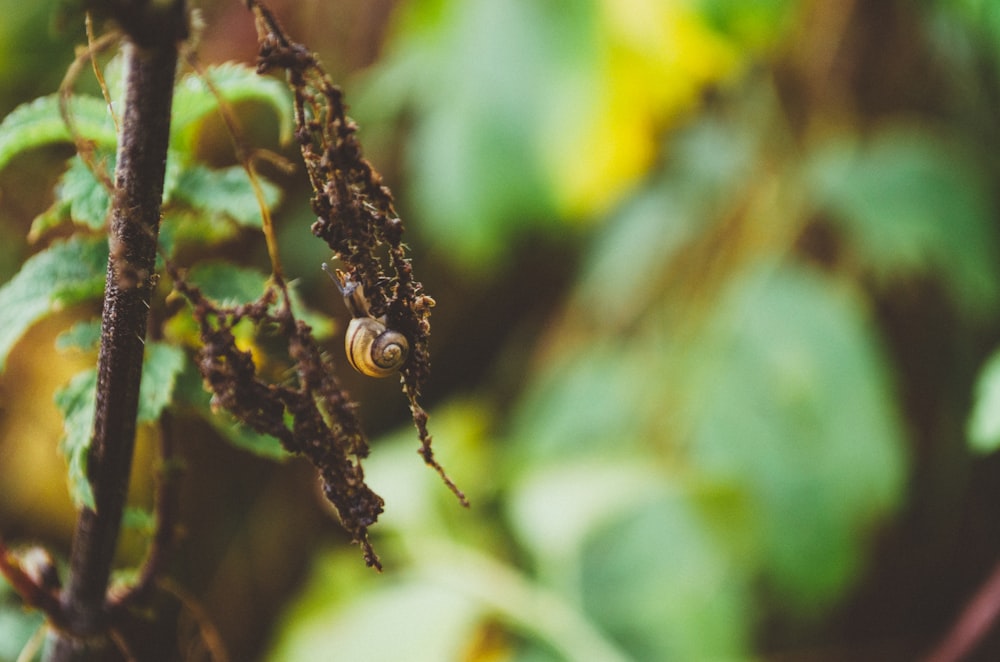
55, 319, 102, 353
172, 164, 282, 227
0, 236, 108, 373
968, 349, 1000, 453
0, 576, 45, 662
122, 506, 155, 534
510, 257, 907, 621
363, 0, 572, 269
66, 158, 112, 229
581, 496, 752, 661
268, 564, 483, 662
55, 368, 98, 509
29, 153, 114, 238
207, 417, 288, 460
506, 459, 668, 565
171, 62, 294, 153
288, 280, 334, 340
187, 262, 270, 304
158, 210, 241, 255
137, 342, 186, 423
58, 154, 113, 230
945, 0, 1000, 70
55, 342, 188, 508
160, 149, 185, 206
573, 187, 696, 326
507, 344, 650, 463
31, 150, 183, 236
29, 197, 73, 240
0, 94, 116, 172
687, 262, 906, 610
695, 0, 796, 48
806, 130, 1000, 314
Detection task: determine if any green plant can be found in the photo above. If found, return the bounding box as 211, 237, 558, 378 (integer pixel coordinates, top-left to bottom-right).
0, 2, 458, 658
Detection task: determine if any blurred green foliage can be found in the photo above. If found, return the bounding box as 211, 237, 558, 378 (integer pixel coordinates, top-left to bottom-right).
2, 0, 1000, 660
805, 130, 999, 313
0, 578, 43, 662
272, 0, 1000, 660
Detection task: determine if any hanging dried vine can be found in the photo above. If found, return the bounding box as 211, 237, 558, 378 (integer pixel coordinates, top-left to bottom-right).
168, 271, 387, 567
247, 1, 467, 505
166, 1, 467, 569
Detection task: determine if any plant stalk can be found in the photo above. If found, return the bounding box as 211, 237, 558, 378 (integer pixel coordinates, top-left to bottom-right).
46, 27, 181, 661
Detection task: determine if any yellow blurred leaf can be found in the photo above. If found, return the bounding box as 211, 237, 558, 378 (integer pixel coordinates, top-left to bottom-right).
546, 0, 741, 217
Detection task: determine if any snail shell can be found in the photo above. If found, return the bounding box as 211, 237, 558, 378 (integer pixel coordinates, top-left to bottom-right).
323, 263, 410, 378
346, 316, 409, 378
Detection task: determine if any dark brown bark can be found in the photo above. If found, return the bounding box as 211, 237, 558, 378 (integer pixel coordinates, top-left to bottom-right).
46, 9, 185, 659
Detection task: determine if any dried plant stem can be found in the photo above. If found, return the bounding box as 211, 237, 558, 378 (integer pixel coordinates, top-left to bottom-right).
46, 21, 183, 661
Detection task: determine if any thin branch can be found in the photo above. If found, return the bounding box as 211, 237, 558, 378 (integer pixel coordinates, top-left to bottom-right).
924, 558, 1000, 662
58, 26, 120, 194
160, 577, 230, 662
0, 540, 65, 627
85, 13, 120, 135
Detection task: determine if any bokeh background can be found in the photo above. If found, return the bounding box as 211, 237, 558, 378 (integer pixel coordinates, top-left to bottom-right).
3, 0, 1000, 660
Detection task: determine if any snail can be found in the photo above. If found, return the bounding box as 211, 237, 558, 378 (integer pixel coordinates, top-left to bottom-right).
323, 263, 409, 378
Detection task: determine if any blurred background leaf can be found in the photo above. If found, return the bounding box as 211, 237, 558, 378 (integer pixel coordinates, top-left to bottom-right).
805, 129, 1000, 314
969, 349, 1000, 454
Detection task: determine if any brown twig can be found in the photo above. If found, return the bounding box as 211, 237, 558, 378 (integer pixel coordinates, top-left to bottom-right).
924, 559, 1000, 662
58, 24, 120, 195
0, 540, 65, 628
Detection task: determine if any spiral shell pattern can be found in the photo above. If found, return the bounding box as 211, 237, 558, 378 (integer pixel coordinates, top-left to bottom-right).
346, 317, 409, 377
